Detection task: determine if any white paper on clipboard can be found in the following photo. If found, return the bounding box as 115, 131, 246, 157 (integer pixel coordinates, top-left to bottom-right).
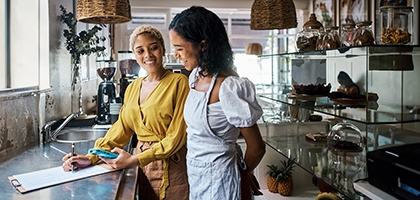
8, 163, 116, 193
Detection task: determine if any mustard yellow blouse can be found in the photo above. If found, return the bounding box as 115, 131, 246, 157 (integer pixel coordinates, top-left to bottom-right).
88, 71, 189, 199
89, 71, 189, 165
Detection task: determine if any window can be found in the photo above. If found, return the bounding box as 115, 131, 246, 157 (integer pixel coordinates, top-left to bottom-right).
0, 0, 7, 89
128, 14, 166, 31
224, 11, 297, 92
118, 7, 300, 92
0, 0, 49, 90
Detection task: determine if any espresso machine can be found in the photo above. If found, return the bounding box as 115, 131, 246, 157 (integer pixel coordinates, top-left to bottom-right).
118, 51, 140, 102
96, 60, 117, 124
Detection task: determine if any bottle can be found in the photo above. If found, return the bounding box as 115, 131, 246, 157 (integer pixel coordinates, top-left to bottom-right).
353, 21, 375, 46
295, 13, 324, 52
322, 26, 341, 49
340, 23, 356, 47
380, 6, 413, 45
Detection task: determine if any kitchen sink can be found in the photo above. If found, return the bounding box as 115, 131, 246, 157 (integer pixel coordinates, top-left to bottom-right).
53, 127, 108, 143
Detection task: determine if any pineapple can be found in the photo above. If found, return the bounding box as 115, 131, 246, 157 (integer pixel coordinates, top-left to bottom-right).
276, 157, 296, 196
266, 165, 280, 193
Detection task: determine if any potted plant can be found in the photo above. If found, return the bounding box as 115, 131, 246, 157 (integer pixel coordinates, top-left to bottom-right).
58, 5, 107, 114
266, 164, 280, 193
276, 157, 296, 196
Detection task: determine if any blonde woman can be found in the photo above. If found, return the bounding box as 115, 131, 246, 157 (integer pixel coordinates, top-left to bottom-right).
62, 25, 190, 200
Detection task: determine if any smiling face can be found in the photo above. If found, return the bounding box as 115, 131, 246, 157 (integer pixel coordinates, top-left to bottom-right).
169, 29, 201, 71
132, 33, 165, 74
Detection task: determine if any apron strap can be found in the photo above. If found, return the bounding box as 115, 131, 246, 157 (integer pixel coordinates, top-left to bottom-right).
205, 71, 219, 99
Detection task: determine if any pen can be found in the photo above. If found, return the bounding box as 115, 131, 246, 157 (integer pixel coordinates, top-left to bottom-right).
71, 143, 76, 173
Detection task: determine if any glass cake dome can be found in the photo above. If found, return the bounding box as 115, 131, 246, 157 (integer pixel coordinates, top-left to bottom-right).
327, 121, 366, 178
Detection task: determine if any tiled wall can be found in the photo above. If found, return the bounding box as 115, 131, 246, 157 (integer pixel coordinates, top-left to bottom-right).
0, 93, 39, 162
0, 75, 99, 164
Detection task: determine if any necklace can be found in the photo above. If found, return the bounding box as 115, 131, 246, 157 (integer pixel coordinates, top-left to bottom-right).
144, 70, 169, 82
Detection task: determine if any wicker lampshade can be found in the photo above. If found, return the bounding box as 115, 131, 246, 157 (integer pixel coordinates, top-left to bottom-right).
246, 43, 263, 55
77, 0, 131, 24
250, 0, 298, 30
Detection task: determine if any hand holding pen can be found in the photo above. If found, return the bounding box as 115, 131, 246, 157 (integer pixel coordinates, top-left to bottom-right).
61, 145, 92, 172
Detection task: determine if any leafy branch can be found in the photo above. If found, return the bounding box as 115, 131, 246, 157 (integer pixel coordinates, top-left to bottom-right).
58, 5, 107, 87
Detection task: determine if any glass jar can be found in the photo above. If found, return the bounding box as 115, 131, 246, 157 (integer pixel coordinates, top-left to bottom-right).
380, 6, 413, 45
327, 121, 365, 178
296, 13, 324, 52
315, 29, 326, 50
353, 21, 375, 46
118, 51, 140, 77
340, 23, 356, 47
322, 26, 341, 49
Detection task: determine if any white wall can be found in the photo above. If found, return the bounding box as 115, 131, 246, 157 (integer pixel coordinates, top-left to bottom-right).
0, 0, 5, 89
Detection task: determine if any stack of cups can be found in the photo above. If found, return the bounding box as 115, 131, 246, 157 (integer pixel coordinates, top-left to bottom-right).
109, 102, 122, 124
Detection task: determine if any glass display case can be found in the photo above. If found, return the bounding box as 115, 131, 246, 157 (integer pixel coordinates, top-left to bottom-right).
257, 45, 420, 199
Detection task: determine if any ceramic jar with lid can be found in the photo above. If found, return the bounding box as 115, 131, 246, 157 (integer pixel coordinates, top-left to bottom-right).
380, 6, 413, 45
353, 21, 375, 46
322, 26, 341, 49
296, 13, 324, 52
340, 23, 356, 47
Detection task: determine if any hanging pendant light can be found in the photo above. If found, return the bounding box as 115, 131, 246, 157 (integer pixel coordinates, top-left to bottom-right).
250, 0, 298, 30
77, 0, 131, 24
245, 43, 263, 55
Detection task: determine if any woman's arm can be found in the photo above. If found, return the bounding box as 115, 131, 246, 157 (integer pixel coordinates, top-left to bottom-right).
240, 124, 266, 173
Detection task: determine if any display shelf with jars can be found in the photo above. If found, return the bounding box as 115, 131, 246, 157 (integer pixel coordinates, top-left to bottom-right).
256, 45, 420, 199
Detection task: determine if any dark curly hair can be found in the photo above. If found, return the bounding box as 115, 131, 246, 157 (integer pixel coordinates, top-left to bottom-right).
169, 6, 234, 77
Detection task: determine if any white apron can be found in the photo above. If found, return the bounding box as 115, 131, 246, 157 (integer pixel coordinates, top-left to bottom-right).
184, 71, 244, 200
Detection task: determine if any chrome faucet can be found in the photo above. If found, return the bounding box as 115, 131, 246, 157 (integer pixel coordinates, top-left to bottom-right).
41, 112, 79, 144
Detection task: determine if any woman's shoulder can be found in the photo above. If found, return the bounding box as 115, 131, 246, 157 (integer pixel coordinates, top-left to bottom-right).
127, 77, 143, 89
161, 71, 189, 91
166, 71, 189, 83
219, 75, 257, 99
223, 75, 255, 89
218, 75, 263, 125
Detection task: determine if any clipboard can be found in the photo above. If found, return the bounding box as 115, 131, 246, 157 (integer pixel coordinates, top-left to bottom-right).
8, 163, 117, 194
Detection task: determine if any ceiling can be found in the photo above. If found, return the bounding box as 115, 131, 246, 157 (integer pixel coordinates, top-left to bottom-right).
130, 0, 309, 11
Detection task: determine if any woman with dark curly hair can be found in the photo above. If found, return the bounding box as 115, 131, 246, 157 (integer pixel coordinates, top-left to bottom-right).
169, 6, 266, 200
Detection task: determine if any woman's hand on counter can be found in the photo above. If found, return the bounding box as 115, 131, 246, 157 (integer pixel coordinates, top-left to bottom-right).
62, 153, 92, 171
99, 147, 139, 170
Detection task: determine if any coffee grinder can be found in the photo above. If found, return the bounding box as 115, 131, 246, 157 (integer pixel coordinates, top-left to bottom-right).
118, 51, 140, 102
96, 60, 117, 124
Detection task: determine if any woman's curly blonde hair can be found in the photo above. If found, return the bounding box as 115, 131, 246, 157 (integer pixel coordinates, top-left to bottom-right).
129, 25, 165, 52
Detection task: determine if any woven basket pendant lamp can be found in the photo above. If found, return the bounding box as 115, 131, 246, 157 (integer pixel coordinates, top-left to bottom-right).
246, 43, 263, 55
250, 0, 298, 30
77, 0, 131, 24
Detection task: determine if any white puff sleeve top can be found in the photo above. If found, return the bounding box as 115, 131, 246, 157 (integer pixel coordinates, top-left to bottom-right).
218, 76, 263, 127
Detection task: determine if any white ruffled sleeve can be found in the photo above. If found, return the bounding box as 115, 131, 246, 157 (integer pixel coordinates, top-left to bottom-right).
219, 76, 263, 127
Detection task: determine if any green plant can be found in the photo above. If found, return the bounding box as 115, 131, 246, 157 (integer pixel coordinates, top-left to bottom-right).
276, 157, 296, 183
276, 157, 296, 196
58, 5, 107, 87
267, 164, 281, 177
266, 164, 281, 193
